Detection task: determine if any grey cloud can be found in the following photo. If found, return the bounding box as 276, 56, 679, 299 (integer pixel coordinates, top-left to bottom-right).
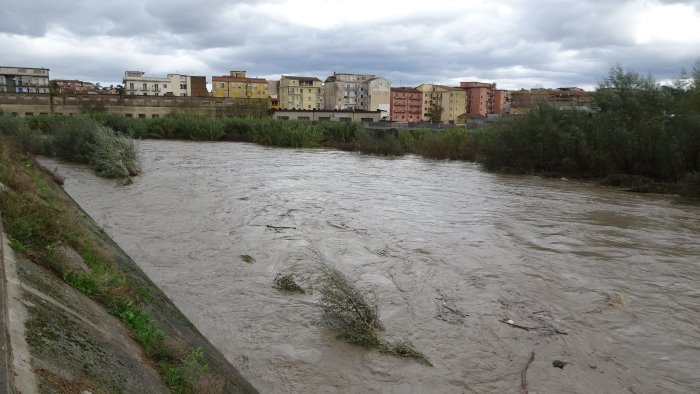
1, 0, 698, 89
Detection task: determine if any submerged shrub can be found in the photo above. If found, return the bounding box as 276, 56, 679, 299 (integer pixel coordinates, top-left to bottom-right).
379, 339, 432, 366
90, 128, 142, 178
273, 273, 305, 293
317, 264, 381, 346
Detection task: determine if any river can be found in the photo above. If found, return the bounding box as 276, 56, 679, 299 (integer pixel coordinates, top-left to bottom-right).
42, 140, 700, 393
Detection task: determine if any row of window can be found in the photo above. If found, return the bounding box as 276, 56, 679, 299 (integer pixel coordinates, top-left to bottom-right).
127, 83, 187, 90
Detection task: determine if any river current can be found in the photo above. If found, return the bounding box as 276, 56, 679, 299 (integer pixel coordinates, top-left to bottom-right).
42, 140, 700, 393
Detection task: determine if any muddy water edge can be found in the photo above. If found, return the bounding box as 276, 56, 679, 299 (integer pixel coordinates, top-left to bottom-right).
41, 140, 700, 393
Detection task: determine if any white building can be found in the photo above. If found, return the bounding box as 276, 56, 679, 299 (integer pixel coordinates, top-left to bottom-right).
0, 66, 50, 94
322, 73, 390, 115
123, 71, 191, 96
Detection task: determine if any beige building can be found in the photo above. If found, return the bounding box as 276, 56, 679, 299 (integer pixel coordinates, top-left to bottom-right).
279, 75, 323, 110
416, 84, 467, 124
123, 71, 207, 97
322, 73, 390, 116
0, 66, 50, 94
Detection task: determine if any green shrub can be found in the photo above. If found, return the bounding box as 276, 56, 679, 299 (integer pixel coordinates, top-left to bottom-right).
90, 128, 141, 178
317, 265, 381, 346
273, 273, 305, 293
379, 339, 432, 366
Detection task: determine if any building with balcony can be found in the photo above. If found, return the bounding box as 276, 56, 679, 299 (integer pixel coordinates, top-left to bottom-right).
459, 81, 497, 117
279, 76, 323, 110
122, 71, 207, 97
322, 73, 391, 116
212, 71, 269, 99
0, 66, 50, 94
52, 79, 96, 94
492, 89, 510, 114
390, 87, 423, 123
416, 84, 468, 124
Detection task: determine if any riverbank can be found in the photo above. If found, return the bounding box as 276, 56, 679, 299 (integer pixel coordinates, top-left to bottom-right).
0, 135, 257, 393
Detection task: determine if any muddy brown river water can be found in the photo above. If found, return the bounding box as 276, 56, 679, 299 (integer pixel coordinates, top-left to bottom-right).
42, 140, 700, 393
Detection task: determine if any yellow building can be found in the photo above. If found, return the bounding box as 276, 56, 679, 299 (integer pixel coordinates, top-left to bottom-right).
279, 75, 323, 110
416, 84, 467, 124
212, 71, 269, 99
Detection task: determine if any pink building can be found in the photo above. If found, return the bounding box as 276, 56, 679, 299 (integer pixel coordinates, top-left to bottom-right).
460, 81, 497, 117
390, 87, 422, 123
492, 90, 509, 114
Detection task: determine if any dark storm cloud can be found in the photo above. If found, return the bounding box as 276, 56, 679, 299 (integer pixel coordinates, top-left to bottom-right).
1, 0, 699, 89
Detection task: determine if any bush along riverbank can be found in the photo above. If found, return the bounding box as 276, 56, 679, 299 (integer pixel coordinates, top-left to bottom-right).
0, 134, 257, 393
475, 65, 700, 199
0, 115, 141, 181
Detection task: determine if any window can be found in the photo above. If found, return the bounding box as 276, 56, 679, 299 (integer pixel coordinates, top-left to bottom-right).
152, 114, 159, 119
319, 117, 330, 121
164, 84, 167, 88
129, 83, 134, 89
180, 84, 187, 89
138, 114, 146, 119
125, 114, 133, 118
298, 116, 310, 121
154, 84, 159, 91
25, 112, 33, 116
142, 83, 147, 90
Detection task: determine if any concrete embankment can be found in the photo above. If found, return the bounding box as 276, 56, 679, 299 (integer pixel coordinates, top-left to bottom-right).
0, 149, 257, 393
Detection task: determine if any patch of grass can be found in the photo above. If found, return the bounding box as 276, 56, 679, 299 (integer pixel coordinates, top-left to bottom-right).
274, 273, 305, 293
8, 237, 28, 253
64, 271, 100, 296
0, 133, 227, 390
379, 339, 432, 366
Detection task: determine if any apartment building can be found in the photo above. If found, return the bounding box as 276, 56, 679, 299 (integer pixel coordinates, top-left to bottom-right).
390, 87, 423, 123
416, 84, 468, 124
459, 81, 495, 117
279, 75, 323, 110
366, 77, 391, 117
212, 71, 269, 99
492, 89, 510, 114
52, 79, 95, 94
322, 73, 390, 114
0, 66, 50, 94
123, 71, 207, 97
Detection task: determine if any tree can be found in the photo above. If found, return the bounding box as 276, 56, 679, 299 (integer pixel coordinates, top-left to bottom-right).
425, 100, 443, 124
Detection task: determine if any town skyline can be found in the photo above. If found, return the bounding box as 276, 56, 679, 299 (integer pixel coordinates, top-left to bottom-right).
2, 0, 700, 90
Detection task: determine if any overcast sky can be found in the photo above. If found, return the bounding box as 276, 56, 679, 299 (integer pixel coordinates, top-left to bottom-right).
2, 0, 699, 90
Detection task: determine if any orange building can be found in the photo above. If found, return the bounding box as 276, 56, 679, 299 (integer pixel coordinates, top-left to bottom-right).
390, 87, 422, 123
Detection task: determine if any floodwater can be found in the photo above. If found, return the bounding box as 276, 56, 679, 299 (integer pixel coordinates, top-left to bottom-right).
43, 140, 700, 393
